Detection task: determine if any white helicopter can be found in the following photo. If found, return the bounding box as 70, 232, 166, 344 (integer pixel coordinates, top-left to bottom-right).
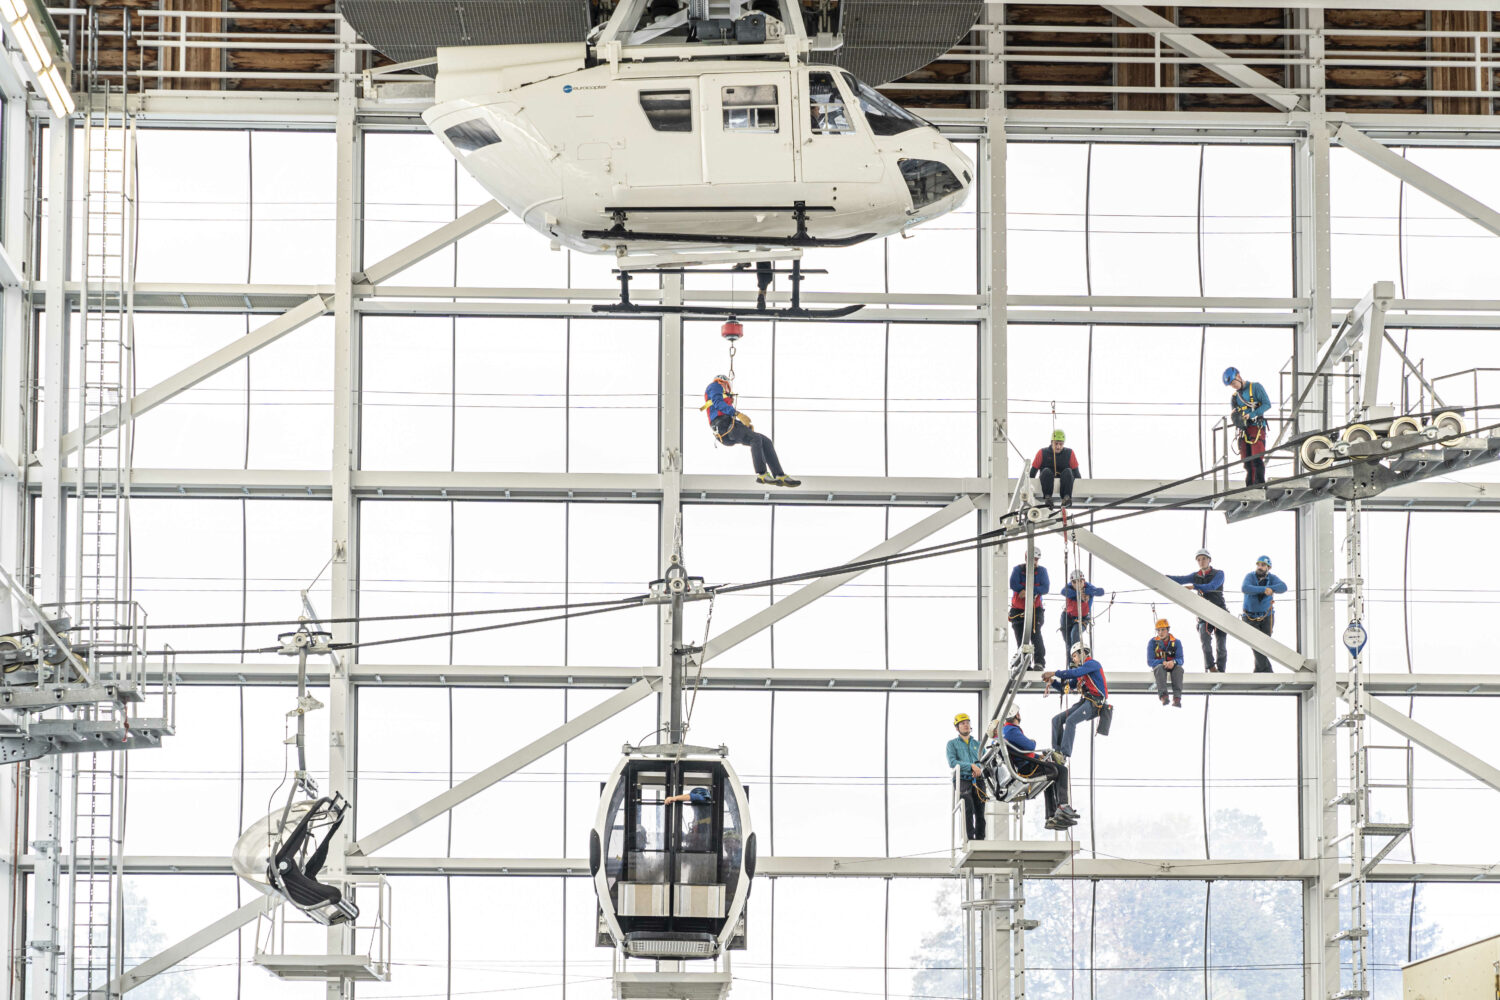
418, 0, 973, 315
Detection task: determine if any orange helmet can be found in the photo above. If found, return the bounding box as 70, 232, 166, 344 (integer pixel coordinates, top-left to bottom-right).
1155, 618, 1170, 629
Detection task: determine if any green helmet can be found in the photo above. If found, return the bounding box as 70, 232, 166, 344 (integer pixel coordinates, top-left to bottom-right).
1051, 429, 1066, 442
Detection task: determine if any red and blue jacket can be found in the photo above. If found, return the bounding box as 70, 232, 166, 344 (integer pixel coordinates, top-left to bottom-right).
1061, 581, 1105, 617
703, 379, 738, 423
1008, 564, 1050, 610
1049, 658, 1108, 701
1031, 446, 1080, 477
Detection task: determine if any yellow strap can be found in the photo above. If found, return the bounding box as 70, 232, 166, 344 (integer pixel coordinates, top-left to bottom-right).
699, 400, 712, 411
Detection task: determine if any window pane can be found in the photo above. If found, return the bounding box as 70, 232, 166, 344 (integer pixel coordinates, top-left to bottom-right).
455, 317, 567, 472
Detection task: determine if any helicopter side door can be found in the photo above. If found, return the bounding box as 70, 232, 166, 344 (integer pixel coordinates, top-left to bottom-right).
799, 68, 882, 186
699, 72, 794, 186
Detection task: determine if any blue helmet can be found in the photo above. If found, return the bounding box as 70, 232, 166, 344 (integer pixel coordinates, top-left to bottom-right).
1256, 555, 1272, 568
1222, 367, 1240, 387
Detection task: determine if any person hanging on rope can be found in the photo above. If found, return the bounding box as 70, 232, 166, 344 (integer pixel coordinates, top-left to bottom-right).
1240, 554, 1287, 673
1008, 547, 1050, 669
1167, 548, 1229, 672
1224, 367, 1271, 486
1029, 429, 1082, 508
946, 712, 986, 842
1060, 568, 1104, 648
1146, 618, 1186, 707
1041, 641, 1109, 759
702, 375, 801, 487
995, 708, 1078, 830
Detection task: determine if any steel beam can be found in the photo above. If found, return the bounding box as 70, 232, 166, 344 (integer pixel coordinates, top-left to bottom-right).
700, 494, 979, 662
1365, 696, 1500, 794
1333, 123, 1500, 239
1102, 5, 1301, 111
354, 200, 505, 286
349, 677, 659, 856
44, 854, 1500, 882
107, 895, 278, 995
43, 294, 331, 464
1068, 526, 1311, 670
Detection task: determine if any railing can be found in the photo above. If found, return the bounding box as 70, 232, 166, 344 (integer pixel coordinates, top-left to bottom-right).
30, 7, 1500, 108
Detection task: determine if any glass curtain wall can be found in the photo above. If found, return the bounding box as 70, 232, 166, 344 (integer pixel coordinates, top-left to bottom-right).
21, 127, 1500, 1000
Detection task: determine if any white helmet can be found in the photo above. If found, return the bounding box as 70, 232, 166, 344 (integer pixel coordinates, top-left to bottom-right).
1003, 707, 1021, 722
1195, 548, 1211, 559
1070, 569, 1086, 581
1071, 642, 1091, 657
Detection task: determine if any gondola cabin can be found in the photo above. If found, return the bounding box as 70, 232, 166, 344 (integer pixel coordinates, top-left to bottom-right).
424, 43, 973, 255
590, 746, 755, 959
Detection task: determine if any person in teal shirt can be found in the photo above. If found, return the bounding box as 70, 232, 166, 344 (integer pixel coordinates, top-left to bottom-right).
946, 712, 986, 841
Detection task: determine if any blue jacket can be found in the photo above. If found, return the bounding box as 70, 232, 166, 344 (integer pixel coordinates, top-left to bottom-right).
1167, 567, 1228, 609
1049, 658, 1108, 700
1146, 635, 1185, 669
703, 380, 738, 423
1008, 565, 1050, 609
1061, 582, 1105, 617
1002, 723, 1037, 754
1232, 381, 1271, 424
1241, 570, 1287, 616
946, 734, 983, 783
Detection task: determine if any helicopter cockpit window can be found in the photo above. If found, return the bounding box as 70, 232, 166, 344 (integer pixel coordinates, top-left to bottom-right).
841, 72, 925, 137
808, 71, 853, 135
443, 119, 502, 153
722, 85, 779, 132
640, 90, 693, 132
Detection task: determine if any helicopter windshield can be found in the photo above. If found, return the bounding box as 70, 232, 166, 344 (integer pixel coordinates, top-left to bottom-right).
840, 72, 926, 137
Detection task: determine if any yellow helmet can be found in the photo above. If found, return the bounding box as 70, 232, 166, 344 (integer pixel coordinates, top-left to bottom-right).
953, 713, 971, 726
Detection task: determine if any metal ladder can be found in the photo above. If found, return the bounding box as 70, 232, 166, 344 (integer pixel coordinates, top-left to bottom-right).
66, 10, 138, 999
1326, 341, 1413, 1000
66, 754, 126, 1000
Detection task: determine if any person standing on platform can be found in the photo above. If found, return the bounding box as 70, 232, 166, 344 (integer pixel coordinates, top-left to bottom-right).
1168, 548, 1229, 672
1240, 555, 1287, 673
1224, 367, 1271, 486
1008, 547, 1050, 669
946, 712, 986, 842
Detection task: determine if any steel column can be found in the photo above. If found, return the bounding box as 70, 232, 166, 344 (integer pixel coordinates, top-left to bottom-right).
1294, 106, 1342, 1000
324, 20, 360, 999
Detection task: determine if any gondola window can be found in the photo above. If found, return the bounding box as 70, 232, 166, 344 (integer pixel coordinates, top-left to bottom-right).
640, 90, 693, 132
722, 85, 779, 132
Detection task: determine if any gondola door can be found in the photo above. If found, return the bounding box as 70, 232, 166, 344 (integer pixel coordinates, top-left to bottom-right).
701, 72, 794, 185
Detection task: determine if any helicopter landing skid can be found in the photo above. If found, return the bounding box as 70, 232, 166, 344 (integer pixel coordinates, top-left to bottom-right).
593, 254, 865, 320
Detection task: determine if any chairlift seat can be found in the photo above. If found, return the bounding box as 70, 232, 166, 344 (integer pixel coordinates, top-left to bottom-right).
267, 795, 358, 926
980, 740, 1052, 805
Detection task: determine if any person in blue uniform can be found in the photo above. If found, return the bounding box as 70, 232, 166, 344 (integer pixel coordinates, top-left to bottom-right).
1008, 548, 1049, 668
702, 376, 800, 487
1224, 367, 1271, 486
1147, 618, 1185, 707
999, 708, 1077, 830
1041, 642, 1109, 758
1240, 555, 1287, 673
1168, 548, 1228, 672
946, 712, 986, 841
1060, 569, 1104, 648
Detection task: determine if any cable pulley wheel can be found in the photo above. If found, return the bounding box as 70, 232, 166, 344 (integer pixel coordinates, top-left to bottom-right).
1342, 424, 1377, 458
1387, 416, 1422, 439
1300, 434, 1336, 471
1431, 411, 1465, 440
